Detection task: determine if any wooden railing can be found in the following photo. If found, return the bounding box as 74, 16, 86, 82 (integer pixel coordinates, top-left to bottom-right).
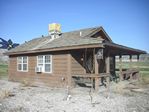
72, 73, 110, 91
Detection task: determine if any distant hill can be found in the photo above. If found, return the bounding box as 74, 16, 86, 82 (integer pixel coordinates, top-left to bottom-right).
0, 49, 8, 64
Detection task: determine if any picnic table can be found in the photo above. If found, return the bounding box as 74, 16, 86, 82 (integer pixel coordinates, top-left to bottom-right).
121, 68, 139, 80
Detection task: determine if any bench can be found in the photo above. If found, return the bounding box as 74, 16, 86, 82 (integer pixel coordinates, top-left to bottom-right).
121, 68, 139, 80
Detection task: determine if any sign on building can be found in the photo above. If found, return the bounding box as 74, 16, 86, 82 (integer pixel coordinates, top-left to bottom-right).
96, 49, 103, 59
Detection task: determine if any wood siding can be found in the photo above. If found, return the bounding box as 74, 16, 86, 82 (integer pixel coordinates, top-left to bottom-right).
71, 50, 86, 75
9, 49, 111, 88
8, 52, 70, 87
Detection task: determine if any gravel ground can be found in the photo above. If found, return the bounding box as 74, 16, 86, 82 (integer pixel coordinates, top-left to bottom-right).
0, 80, 149, 112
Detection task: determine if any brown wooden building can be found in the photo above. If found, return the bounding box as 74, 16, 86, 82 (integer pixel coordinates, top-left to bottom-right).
5, 24, 146, 90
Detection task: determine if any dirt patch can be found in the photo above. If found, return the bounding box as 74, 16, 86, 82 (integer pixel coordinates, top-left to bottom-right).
0, 80, 149, 112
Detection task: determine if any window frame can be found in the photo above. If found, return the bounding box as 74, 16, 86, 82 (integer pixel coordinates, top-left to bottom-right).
17, 56, 28, 72
37, 55, 52, 73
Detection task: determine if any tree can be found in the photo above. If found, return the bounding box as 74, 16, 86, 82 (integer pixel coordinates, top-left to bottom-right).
0, 38, 19, 50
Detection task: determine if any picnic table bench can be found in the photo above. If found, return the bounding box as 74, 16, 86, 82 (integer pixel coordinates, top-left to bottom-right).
121, 68, 139, 80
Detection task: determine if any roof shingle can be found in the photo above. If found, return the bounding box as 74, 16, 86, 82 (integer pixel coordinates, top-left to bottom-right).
8, 26, 103, 53
6, 26, 146, 55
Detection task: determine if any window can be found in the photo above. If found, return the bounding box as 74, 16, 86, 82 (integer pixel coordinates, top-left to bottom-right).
17, 56, 28, 72
37, 55, 52, 73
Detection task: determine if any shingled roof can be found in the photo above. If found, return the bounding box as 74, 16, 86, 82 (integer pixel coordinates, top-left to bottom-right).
6, 27, 105, 54
5, 26, 146, 55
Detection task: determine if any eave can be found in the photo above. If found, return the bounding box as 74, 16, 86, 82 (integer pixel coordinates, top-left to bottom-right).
5, 43, 104, 55
104, 42, 147, 55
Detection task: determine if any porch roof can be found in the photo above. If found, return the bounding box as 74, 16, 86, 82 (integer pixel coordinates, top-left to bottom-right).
104, 41, 146, 55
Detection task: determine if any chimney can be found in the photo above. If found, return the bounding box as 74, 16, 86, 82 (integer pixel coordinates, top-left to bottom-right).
48, 23, 61, 40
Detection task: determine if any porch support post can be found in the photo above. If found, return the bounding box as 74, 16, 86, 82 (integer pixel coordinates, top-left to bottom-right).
137, 55, 141, 81
113, 56, 116, 75
94, 48, 99, 74
137, 55, 139, 62
119, 54, 123, 81
112, 55, 116, 78
84, 48, 87, 73
106, 52, 110, 97
106, 54, 110, 74
106, 53, 110, 81
95, 77, 99, 91
129, 55, 132, 68
94, 48, 99, 91
67, 53, 72, 88
129, 55, 133, 80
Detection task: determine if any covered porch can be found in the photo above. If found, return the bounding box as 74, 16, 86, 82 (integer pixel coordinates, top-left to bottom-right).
69, 42, 146, 91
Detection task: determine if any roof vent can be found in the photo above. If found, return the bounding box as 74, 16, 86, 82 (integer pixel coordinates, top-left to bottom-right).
48, 23, 61, 40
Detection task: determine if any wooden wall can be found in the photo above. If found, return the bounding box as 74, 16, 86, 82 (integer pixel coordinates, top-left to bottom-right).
8, 52, 69, 87
8, 50, 93, 87
71, 50, 86, 75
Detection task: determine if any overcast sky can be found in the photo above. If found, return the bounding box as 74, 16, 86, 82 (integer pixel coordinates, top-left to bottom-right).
0, 0, 149, 52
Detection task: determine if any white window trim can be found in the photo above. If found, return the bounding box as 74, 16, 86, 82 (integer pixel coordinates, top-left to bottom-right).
37, 55, 52, 73
17, 56, 28, 72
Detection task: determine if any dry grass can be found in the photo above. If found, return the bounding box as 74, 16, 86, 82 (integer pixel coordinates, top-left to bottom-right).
0, 89, 12, 99
111, 81, 133, 95
142, 75, 149, 84
111, 80, 149, 97
21, 79, 31, 87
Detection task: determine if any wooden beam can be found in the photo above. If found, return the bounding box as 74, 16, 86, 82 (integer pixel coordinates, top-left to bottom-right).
137, 55, 141, 81
113, 56, 116, 78
129, 55, 132, 68
137, 55, 140, 72
94, 48, 99, 91
92, 48, 95, 74
84, 48, 87, 73
94, 48, 99, 74
119, 55, 123, 81
95, 77, 99, 92
67, 53, 72, 88
83, 49, 86, 73
129, 55, 133, 80
72, 74, 110, 78
106, 55, 110, 74
137, 55, 139, 62
106, 54, 110, 86
106, 52, 110, 97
